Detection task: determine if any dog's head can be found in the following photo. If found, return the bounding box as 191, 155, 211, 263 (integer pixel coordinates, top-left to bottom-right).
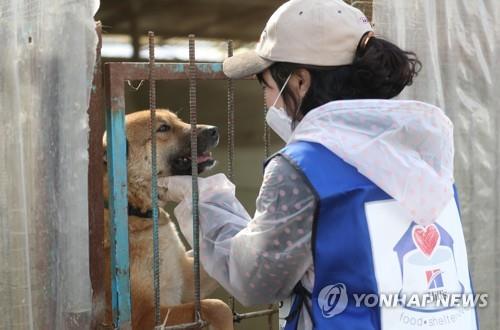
103, 109, 219, 210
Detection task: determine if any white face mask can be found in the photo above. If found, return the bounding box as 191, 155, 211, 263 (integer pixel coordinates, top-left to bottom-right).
265, 74, 293, 142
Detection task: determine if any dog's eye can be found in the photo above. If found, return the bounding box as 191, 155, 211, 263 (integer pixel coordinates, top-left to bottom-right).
157, 124, 171, 133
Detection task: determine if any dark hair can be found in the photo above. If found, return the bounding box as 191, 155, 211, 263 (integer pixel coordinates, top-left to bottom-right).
257, 33, 422, 126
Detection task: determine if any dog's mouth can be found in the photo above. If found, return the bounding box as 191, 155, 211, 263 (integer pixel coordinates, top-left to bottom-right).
170, 125, 219, 176
171, 151, 216, 175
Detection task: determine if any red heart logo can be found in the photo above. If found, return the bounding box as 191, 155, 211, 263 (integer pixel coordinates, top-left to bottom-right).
412, 224, 440, 257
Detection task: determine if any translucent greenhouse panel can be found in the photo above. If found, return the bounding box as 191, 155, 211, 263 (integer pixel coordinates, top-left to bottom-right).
373, 1, 500, 328
0, 0, 99, 329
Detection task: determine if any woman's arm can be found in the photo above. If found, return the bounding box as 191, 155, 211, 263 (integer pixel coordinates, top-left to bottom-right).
171, 155, 316, 306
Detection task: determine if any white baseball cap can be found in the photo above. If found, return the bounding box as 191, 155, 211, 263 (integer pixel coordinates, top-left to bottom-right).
223, 0, 373, 79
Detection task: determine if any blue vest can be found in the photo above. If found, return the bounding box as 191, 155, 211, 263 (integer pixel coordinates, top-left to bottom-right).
270, 141, 478, 330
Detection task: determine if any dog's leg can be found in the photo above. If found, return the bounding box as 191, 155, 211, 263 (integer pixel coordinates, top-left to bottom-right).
180, 254, 219, 303
138, 300, 233, 330
198, 299, 234, 330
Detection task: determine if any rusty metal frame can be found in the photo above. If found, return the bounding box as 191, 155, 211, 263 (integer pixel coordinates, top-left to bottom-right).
88, 22, 107, 329
347, 0, 373, 21
98, 60, 276, 329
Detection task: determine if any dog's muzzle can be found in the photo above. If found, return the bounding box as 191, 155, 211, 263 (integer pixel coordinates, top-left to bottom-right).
171, 126, 219, 175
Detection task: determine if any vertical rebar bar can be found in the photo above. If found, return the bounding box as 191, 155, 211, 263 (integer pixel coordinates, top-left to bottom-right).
264, 96, 271, 158
148, 31, 161, 326
226, 40, 236, 314
227, 40, 235, 182
188, 34, 202, 321
263, 84, 274, 329
267, 304, 274, 330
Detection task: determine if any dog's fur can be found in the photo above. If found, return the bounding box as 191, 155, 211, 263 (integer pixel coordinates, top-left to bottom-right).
102, 110, 233, 329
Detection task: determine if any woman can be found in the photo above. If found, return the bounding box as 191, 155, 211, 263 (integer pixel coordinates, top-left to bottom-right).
162, 0, 478, 329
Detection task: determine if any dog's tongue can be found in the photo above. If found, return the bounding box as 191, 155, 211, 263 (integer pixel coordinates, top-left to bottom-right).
196, 152, 212, 163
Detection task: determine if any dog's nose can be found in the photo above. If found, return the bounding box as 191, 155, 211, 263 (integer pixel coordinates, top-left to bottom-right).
198, 126, 218, 139
206, 126, 218, 138
197, 126, 219, 150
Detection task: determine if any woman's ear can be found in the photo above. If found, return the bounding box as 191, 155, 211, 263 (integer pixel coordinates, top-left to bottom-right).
293, 68, 312, 98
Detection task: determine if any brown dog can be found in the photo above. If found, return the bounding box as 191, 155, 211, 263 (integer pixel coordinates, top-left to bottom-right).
102, 110, 233, 329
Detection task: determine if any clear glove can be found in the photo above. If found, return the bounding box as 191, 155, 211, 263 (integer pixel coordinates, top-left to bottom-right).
158, 173, 247, 244
159, 173, 235, 203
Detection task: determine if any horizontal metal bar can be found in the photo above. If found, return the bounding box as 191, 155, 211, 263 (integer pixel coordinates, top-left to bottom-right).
157, 319, 209, 330
152, 307, 278, 329
106, 62, 254, 82
105, 61, 255, 112
233, 308, 278, 323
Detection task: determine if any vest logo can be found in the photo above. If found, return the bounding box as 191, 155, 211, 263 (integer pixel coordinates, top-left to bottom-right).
393, 222, 464, 312
317, 283, 348, 318
426, 269, 444, 289
412, 224, 440, 257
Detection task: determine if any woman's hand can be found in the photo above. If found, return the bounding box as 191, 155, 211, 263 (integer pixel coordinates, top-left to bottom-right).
158, 175, 192, 202
158, 173, 235, 203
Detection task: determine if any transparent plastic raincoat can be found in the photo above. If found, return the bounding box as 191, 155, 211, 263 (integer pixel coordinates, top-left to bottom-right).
160, 99, 457, 329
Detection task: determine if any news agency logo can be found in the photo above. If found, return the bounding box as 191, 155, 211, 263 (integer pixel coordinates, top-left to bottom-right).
317, 282, 488, 319
317, 283, 348, 318
426, 269, 444, 289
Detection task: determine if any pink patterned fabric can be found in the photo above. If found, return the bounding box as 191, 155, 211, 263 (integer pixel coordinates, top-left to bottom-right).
291, 99, 455, 225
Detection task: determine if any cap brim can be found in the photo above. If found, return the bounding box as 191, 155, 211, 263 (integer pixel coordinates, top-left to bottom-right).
223, 50, 274, 79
